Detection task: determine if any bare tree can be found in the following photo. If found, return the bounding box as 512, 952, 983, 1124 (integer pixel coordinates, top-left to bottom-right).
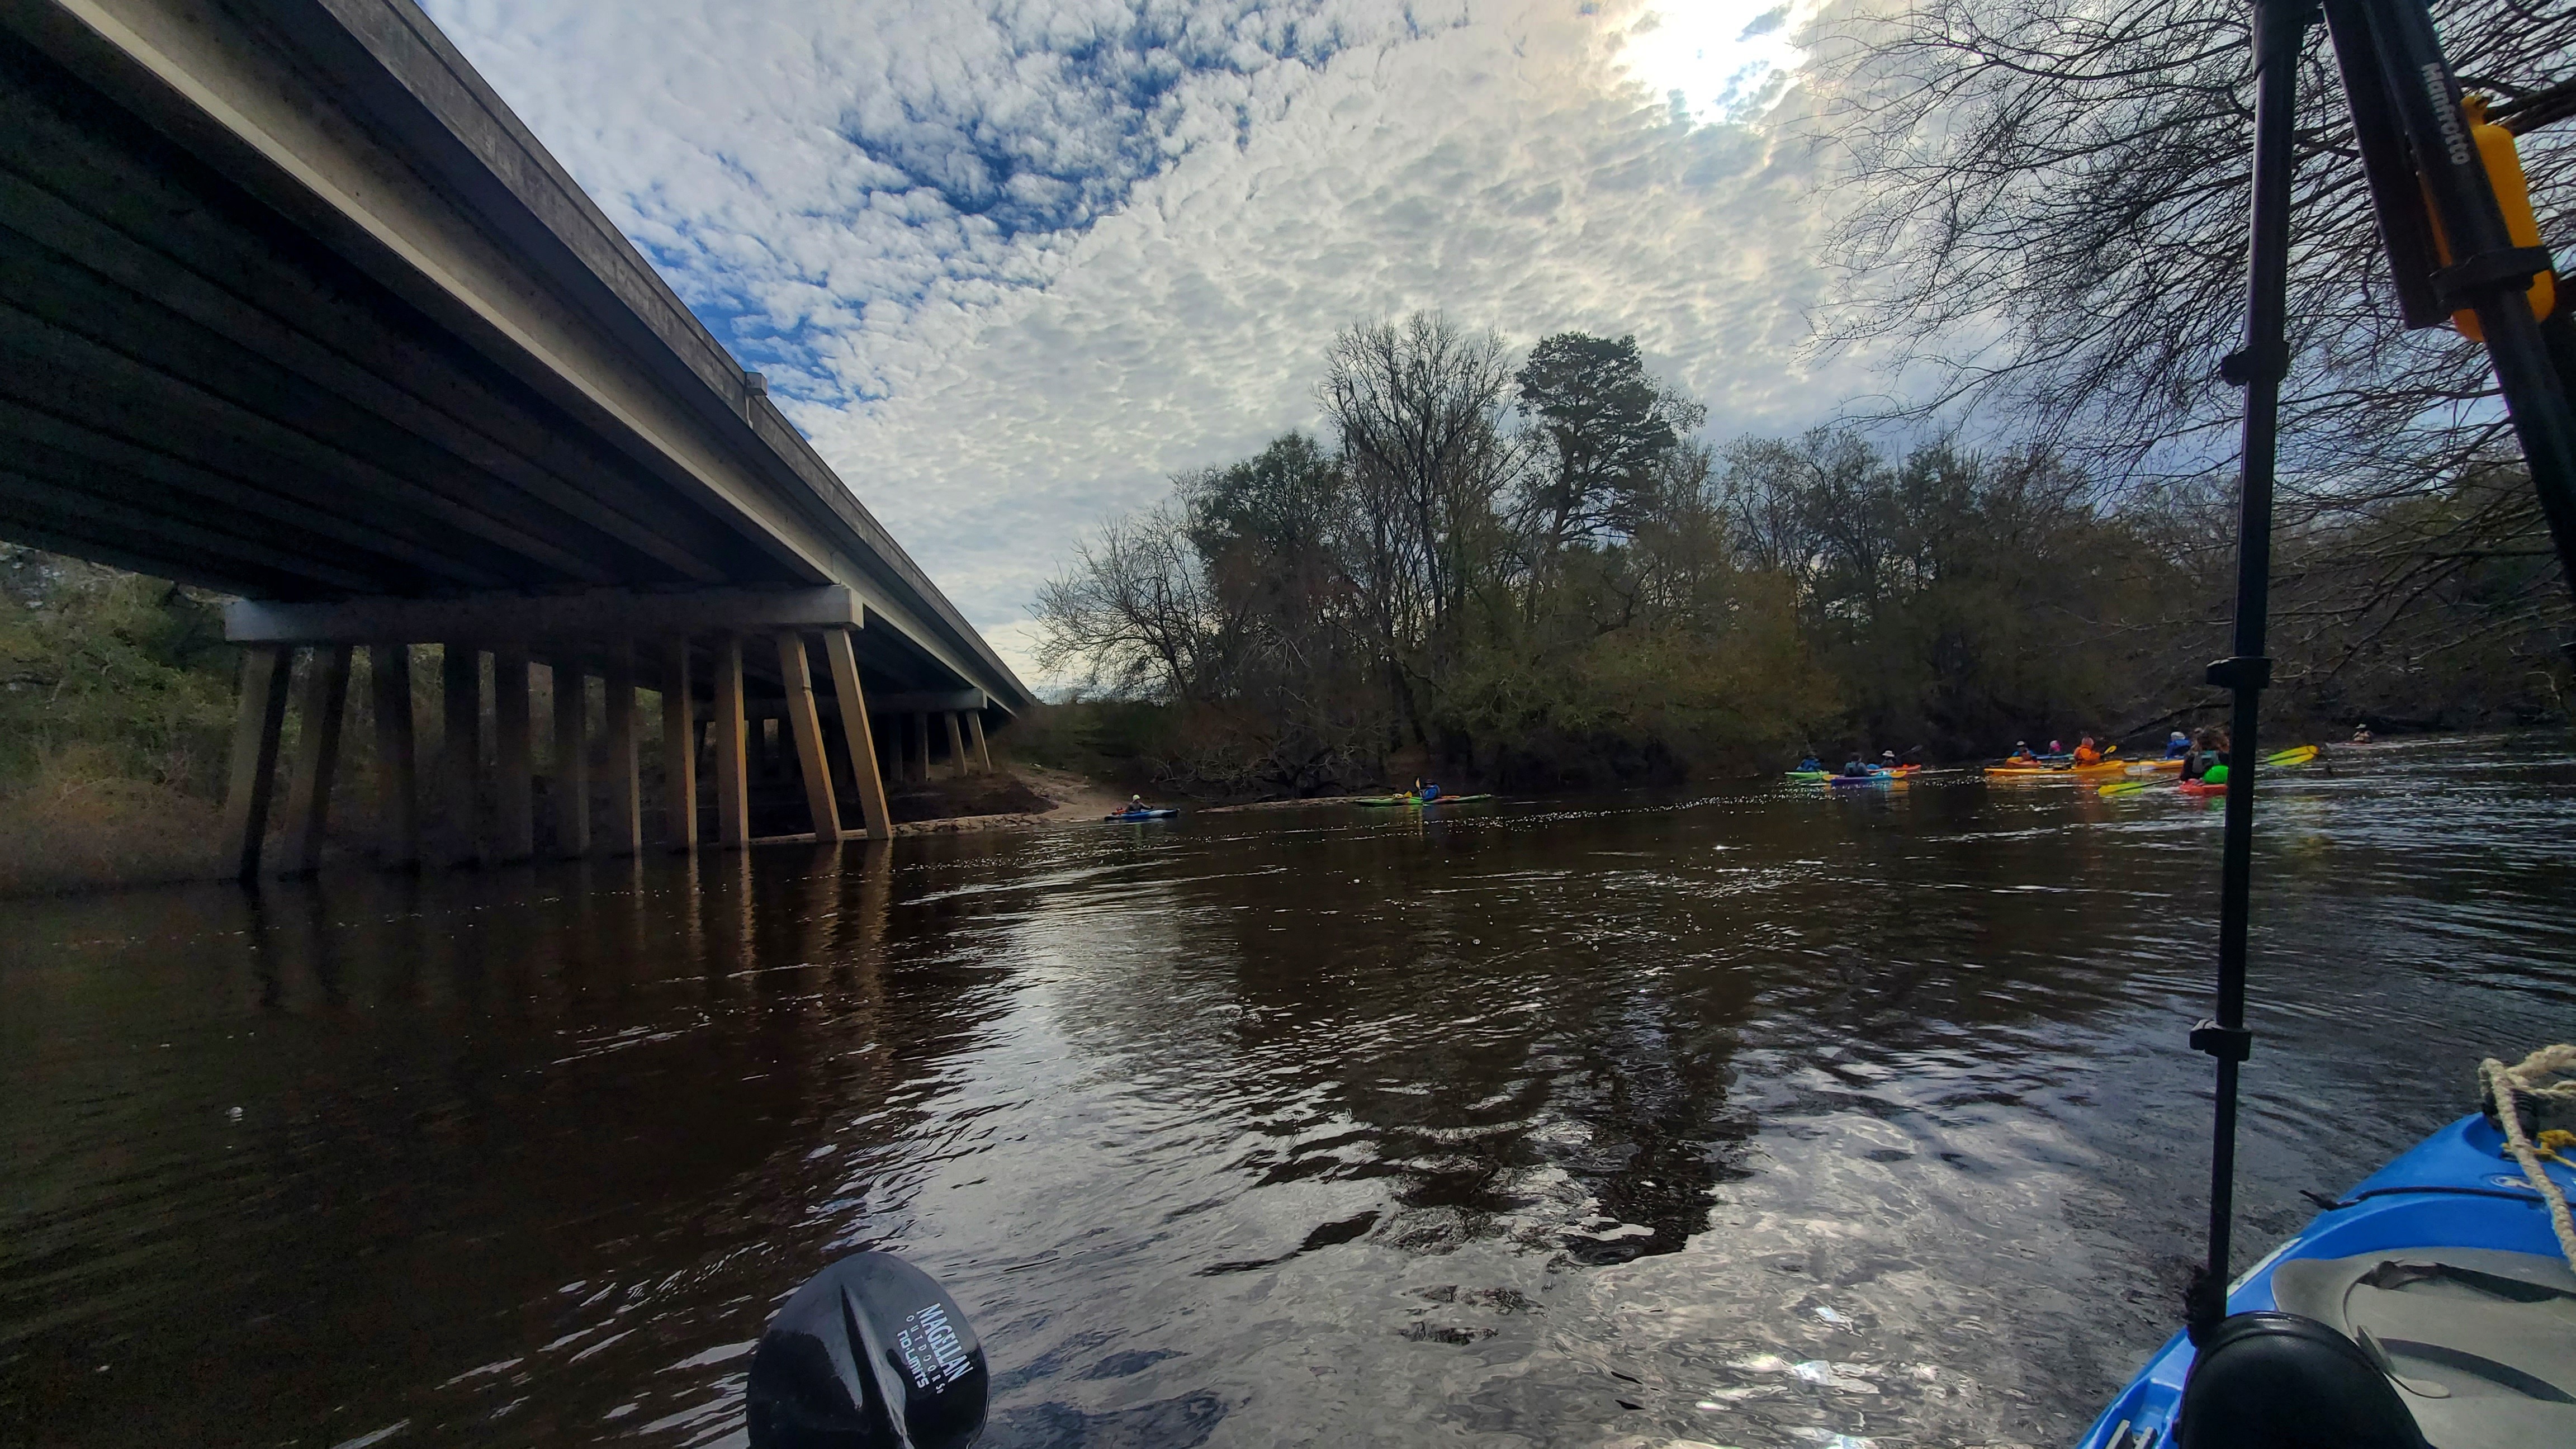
1808, 0, 2574, 494
1318, 312, 1521, 736
1032, 501, 1236, 700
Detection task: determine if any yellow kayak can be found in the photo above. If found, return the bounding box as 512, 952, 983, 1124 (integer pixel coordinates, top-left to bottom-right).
1985, 759, 2129, 780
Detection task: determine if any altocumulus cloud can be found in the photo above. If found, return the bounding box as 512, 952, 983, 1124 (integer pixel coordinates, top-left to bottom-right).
421, 0, 1866, 681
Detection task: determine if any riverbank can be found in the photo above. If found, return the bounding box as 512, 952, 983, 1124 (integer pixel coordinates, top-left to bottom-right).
887, 763, 1130, 836
0, 766, 231, 897
0, 760, 1139, 896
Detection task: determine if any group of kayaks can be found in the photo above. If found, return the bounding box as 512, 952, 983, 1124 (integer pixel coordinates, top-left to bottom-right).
1784, 745, 2328, 797
2073, 744, 2319, 798
1785, 764, 1924, 787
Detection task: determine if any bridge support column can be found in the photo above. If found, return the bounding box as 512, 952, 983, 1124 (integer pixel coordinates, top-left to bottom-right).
776, 632, 842, 844
660, 639, 697, 851
368, 643, 418, 868
220, 645, 292, 880
910, 712, 931, 782
944, 712, 969, 778
822, 629, 892, 841
281, 644, 351, 875
494, 647, 534, 863
712, 634, 750, 848
603, 641, 641, 856
967, 711, 993, 773
551, 655, 588, 858
439, 643, 481, 868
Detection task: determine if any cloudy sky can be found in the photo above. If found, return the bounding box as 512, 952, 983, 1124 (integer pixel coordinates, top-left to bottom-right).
420, 0, 1877, 682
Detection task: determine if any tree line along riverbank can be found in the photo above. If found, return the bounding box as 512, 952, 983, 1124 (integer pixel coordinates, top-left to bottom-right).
1025, 319, 2570, 799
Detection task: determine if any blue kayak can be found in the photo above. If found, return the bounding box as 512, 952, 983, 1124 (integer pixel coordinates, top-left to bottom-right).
1104, 807, 1178, 821
1827, 766, 1917, 787
2076, 1111, 2576, 1447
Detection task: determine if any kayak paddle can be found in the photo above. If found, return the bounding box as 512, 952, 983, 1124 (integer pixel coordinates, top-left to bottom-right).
2097, 779, 2151, 797
2263, 744, 2318, 767
747, 1252, 989, 1449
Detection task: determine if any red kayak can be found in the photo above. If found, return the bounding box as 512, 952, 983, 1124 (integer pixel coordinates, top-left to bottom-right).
2178, 779, 2227, 798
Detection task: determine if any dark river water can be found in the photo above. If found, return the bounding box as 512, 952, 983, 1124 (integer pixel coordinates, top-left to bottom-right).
7, 737, 2575, 1448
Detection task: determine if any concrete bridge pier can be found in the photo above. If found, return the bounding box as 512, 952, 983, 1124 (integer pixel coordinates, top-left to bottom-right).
215, 587, 958, 879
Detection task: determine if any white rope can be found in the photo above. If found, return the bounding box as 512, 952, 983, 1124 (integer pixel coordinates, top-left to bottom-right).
2479, 1044, 2576, 1274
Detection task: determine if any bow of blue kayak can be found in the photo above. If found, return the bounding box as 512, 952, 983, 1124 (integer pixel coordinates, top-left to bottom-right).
2076, 1112, 2576, 1448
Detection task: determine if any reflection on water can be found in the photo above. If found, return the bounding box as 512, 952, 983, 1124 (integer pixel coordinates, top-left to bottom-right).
6, 738, 2575, 1447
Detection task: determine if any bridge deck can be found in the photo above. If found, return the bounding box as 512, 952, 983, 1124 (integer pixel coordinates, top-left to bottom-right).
0, 0, 1026, 711
0, 0, 1036, 875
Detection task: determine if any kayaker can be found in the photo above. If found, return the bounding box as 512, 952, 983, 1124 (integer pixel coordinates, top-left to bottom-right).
1413, 778, 1441, 802
1840, 755, 1873, 778
1879, 750, 1900, 770
2009, 741, 2039, 764
2181, 730, 2218, 782
2048, 738, 2066, 757
2163, 730, 2191, 759
2351, 722, 2374, 744
2071, 735, 2104, 766
1797, 752, 1824, 773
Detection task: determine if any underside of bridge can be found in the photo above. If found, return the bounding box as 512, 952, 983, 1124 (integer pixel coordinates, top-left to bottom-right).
0, 0, 1036, 873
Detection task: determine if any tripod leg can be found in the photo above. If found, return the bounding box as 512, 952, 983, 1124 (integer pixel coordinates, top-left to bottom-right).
2191, 0, 2312, 1347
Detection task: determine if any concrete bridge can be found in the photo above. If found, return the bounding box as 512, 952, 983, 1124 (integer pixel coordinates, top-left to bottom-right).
0, 0, 1035, 874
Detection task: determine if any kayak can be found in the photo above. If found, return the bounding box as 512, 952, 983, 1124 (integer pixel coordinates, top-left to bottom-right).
2074, 1105, 2576, 1448
1356, 793, 1495, 807
1784, 769, 1832, 782
2129, 757, 2187, 774
2178, 779, 2225, 798
1985, 759, 2128, 780
1103, 807, 1178, 821
1827, 769, 1910, 787
2265, 744, 2320, 767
